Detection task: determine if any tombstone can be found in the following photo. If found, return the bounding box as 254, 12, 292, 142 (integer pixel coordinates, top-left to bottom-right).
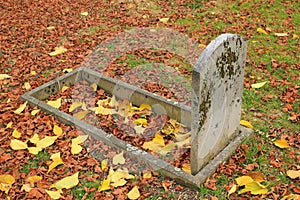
21, 33, 253, 188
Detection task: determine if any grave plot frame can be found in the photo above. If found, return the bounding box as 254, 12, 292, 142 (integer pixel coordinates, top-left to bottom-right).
21, 34, 253, 188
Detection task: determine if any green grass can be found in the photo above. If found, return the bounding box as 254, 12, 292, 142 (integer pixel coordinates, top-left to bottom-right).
20, 150, 50, 174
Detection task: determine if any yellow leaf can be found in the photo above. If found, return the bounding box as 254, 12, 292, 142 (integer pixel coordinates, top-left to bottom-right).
133, 118, 147, 126
292, 34, 298, 40
281, 194, 300, 200
91, 83, 97, 91
238, 182, 268, 195
6, 122, 13, 129
134, 125, 146, 134
27, 147, 42, 155
14, 101, 27, 114
109, 96, 118, 107
6, 98, 11, 103
31, 109, 40, 116
143, 172, 152, 179
199, 44, 207, 48
29, 134, 40, 144
142, 141, 163, 152
274, 139, 289, 148
45, 190, 62, 200
101, 159, 108, 170
96, 99, 110, 106
0, 174, 15, 194
251, 81, 268, 89
182, 163, 191, 174
91, 106, 114, 115
287, 170, 300, 179
53, 125, 63, 136
0, 74, 11, 80
47, 98, 61, 109
62, 68, 73, 73
159, 18, 169, 23
36, 136, 58, 149
49, 46, 67, 56
23, 82, 31, 90
236, 176, 254, 186
240, 120, 254, 129
175, 132, 191, 142
257, 28, 268, 35
30, 71, 37, 76
71, 142, 83, 155
159, 143, 176, 156
69, 102, 83, 112
139, 103, 151, 111
246, 172, 265, 183
48, 153, 64, 173
12, 129, 21, 138
53, 172, 79, 189
274, 32, 288, 37
152, 133, 165, 146
110, 169, 134, 183
112, 151, 125, 165
98, 179, 111, 192
10, 139, 28, 150
74, 110, 89, 120
228, 184, 237, 196
0, 175, 15, 185
27, 175, 42, 183
127, 186, 140, 200
46, 26, 55, 30
61, 86, 69, 93
111, 179, 127, 187
72, 135, 88, 144
21, 183, 33, 192
81, 11, 88, 16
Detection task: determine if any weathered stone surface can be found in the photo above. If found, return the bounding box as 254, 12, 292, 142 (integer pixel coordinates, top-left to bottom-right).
191, 34, 247, 174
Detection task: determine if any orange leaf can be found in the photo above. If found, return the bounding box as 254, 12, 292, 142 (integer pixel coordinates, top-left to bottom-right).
274, 139, 289, 148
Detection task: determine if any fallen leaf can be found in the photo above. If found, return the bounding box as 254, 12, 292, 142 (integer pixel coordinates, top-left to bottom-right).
46, 26, 55, 30
10, 139, 28, 150
159, 18, 169, 23
112, 151, 125, 165
139, 103, 151, 111
31, 109, 40, 116
21, 183, 33, 192
274, 139, 289, 148
281, 194, 300, 200
12, 129, 21, 138
53, 125, 63, 136
30, 71, 37, 76
134, 125, 146, 134
29, 134, 40, 144
91, 83, 97, 91
6, 122, 13, 129
152, 133, 165, 146
274, 32, 288, 37
0, 74, 11, 80
142, 141, 164, 152
45, 190, 62, 200
49, 46, 67, 56
101, 159, 108, 170
62, 68, 73, 73
81, 11, 88, 16
251, 81, 268, 89
127, 186, 140, 200
246, 172, 264, 182
98, 179, 111, 192
240, 120, 254, 129
133, 118, 147, 126
27, 147, 42, 155
236, 176, 254, 186
159, 143, 176, 156
0, 174, 15, 194
257, 28, 268, 35
52, 172, 79, 189
175, 137, 191, 148
143, 172, 152, 179
287, 170, 300, 179
47, 98, 61, 109
27, 175, 42, 183
228, 184, 237, 196
182, 163, 191, 174
292, 34, 298, 40
36, 136, 58, 149
23, 82, 31, 90
14, 101, 27, 114
74, 110, 89, 120
69, 102, 83, 112
91, 106, 114, 115
238, 182, 268, 195
48, 153, 64, 173
61, 86, 69, 93
111, 179, 127, 187
72, 135, 88, 144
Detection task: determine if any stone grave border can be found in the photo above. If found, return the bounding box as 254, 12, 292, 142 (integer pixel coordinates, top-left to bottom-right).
21, 34, 253, 189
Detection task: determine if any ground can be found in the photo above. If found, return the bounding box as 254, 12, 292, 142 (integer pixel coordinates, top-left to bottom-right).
0, 0, 299, 199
